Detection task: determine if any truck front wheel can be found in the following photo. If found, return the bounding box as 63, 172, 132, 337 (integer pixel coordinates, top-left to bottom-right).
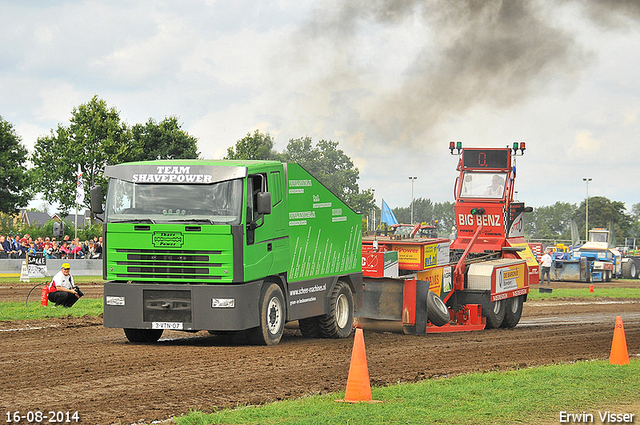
501, 296, 523, 328
319, 280, 354, 338
247, 282, 285, 346
123, 328, 163, 343
484, 297, 505, 329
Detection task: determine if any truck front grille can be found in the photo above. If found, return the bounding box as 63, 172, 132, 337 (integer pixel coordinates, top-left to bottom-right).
115, 248, 227, 280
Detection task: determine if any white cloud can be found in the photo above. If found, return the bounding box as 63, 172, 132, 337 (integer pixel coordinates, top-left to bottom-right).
568, 131, 601, 157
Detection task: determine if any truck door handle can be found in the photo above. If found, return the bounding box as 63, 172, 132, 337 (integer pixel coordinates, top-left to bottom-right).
267, 243, 273, 251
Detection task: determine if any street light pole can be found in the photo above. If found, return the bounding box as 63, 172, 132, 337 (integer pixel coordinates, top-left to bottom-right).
409, 176, 417, 224
583, 178, 592, 243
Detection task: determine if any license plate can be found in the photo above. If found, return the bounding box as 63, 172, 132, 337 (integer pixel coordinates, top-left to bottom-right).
152, 322, 183, 330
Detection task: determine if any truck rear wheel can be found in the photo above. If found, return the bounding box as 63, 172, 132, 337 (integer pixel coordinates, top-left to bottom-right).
123, 328, 163, 343
484, 297, 505, 329
622, 260, 637, 279
247, 283, 285, 346
501, 296, 523, 328
319, 280, 354, 338
427, 291, 450, 327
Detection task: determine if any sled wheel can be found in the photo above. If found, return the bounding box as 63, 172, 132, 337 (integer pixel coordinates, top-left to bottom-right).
247, 282, 285, 346
427, 291, 450, 327
319, 280, 354, 338
298, 317, 322, 338
501, 296, 523, 328
123, 328, 163, 343
484, 296, 505, 329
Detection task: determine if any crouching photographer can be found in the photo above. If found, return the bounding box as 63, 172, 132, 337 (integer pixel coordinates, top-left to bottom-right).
48, 263, 84, 308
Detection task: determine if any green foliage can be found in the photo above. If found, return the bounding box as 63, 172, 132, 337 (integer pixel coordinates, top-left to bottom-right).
225, 130, 278, 160
573, 197, 632, 246
525, 202, 575, 241
31, 95, 133, 215
383, 198, 455, 237
176, 360, 640, 425
524, 197, 636, 245
129, 116, 200, 161
281, 137, 375, 215
225, 132, 376, 215
31, 97, 201, 219
0, 116, 32, 214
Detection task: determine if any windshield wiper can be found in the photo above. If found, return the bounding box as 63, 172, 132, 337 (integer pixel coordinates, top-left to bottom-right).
111, 218, 156, 224
167, 218, 216, 224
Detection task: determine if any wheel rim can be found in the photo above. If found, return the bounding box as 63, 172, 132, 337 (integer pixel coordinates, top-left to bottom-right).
267, 296, 282, 335
335, 293, 350, 329
493, 299, 502, 315
632, 263, 637, 278
510, 297, 520, 314
435, 296, 448, 315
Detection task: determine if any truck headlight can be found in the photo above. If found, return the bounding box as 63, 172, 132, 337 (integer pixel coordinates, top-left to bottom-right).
211, 298, 235, 308
106, 296, 125, 306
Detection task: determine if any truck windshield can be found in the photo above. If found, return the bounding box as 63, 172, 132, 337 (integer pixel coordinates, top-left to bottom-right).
459, 172, 506, 199
105, 178, 243, 224
589, 232, 608, 243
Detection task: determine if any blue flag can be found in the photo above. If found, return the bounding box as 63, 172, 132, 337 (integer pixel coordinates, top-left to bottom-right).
381, 199, 399, 225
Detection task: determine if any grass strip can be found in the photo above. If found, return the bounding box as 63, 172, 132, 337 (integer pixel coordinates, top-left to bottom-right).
527, 287, 640, 300
176, 360, 640, 425
0, 275, 103, 285
0, 299, 103, 321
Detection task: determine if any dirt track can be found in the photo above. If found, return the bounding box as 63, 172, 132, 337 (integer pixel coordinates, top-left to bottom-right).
1, 280, 639, 425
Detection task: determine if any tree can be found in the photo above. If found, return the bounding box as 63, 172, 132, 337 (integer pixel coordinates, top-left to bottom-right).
0, 116, 32, 214
573, 196, 632, 246
31, 96, 133, 214
433, 201, 455, 237
129, 116, 200, 161
628, 203, 640, 242
225, 130, 278, 160
281, 137, 375, 215
526, 202, 576, 241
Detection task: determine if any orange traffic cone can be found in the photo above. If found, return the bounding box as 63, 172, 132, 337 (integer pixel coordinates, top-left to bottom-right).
337, 328, 379, 403
610, 316, 630, 365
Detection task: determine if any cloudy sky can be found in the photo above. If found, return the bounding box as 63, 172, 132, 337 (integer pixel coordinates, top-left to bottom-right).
2, 0, 640, 213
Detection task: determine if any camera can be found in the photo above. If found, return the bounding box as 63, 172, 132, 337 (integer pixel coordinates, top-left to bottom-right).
74, 286, 84, 297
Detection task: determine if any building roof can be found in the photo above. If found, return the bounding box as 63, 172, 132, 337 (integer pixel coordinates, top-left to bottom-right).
20, 210, 51, 227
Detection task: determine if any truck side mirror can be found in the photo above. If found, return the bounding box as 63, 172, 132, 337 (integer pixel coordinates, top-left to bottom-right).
256, 192, 272, 215
91, 185, 104, 215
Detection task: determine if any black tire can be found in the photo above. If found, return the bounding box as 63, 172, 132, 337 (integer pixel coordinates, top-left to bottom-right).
123, 328, 164, 343
622, 260, 637, 279
426, 291, 450, 327
298, 317, 322, 338
501, 296, 523, 328
247, 282, 285, 346
319, 280, 354, 338
484, 297, 505, 329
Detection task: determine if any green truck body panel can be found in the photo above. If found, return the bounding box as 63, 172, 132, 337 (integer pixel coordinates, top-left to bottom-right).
100, 159, 362, 332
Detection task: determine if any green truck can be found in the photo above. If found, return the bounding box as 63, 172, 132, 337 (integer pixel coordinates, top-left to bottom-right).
91, 160, 363, 345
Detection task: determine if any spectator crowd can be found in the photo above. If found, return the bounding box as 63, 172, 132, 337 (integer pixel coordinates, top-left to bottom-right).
0, 234, 102, 260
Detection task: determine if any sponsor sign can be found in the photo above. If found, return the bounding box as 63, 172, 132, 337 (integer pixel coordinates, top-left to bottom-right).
27, 254, 47, 278
496, 264, 526, 294
152, 231, 184, 248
